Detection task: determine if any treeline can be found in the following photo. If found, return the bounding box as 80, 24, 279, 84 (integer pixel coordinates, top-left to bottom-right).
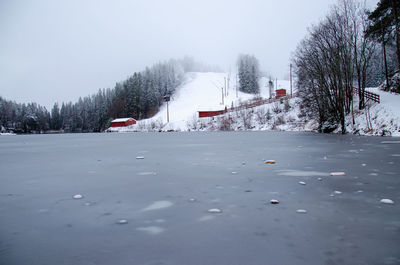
0, 57, 215, 133
293, 0, 399, 133
0, 98, 51, 133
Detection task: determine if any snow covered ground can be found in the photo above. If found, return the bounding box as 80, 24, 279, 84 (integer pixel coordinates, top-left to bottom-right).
108, 72, 400, 136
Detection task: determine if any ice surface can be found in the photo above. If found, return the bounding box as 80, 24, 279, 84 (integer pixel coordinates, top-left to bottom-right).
142, 201, 173, 211
2, 132, 400, 265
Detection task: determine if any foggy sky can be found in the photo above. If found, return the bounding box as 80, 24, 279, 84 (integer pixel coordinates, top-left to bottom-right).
0, 0, 379, 109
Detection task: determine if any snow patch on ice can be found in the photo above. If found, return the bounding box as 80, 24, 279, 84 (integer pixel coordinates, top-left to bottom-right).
136, 226, 165, 235
198, 215, 216, 222
207, 208, 222, 213
276, 170, 327, 177
330, 172, 346, 176
137, 172, 157, 176
142, 201, 173, 211
380, 199, 394, 204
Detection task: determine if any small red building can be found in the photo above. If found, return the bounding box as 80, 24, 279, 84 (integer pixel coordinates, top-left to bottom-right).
276, 89, 286, 98
111, 118, 136, 127
198, 107, 228, 118
198, 110, 226, 118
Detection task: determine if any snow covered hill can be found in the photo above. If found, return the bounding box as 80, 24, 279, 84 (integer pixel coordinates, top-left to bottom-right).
107, 72, 400, 136
108, 72, 291, 131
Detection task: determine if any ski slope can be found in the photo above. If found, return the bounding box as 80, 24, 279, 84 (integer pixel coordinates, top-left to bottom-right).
145, 72, 291, 129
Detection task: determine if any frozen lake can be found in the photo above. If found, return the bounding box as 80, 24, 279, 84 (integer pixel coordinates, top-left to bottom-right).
1, 132, 399, 265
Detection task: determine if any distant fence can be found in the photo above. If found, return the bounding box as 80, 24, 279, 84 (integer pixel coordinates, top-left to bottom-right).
198, 92, 299, 118
354, 88, 380, 104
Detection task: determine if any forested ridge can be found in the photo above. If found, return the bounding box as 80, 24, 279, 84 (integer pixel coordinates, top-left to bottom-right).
0, 57, 213, 133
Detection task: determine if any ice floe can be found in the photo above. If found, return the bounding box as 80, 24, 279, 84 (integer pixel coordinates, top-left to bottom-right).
299, 181, 306, 185
296, 209, 307, 213
73, 194, 83, 199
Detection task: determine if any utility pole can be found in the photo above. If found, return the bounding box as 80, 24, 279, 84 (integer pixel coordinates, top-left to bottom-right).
167, 101, 169, 123
224, 77, 227, 97
236, 74, 238, 98
290, 63, 293, 97
221, 87, 224, 105
227, 72, 230, 96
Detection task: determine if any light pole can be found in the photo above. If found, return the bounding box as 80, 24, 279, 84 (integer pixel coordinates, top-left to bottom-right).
290, 63, 293, 97
163, 95, 170, 123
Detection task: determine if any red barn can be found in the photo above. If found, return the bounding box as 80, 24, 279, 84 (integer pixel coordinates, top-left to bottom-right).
111, 118, 136, 127
276, 89, 286, 98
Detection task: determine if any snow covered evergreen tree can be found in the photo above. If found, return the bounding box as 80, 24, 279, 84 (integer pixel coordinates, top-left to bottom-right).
237, 54, 260, 94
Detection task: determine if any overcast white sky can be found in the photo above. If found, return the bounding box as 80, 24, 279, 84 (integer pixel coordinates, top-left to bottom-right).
0, 0, 379, 109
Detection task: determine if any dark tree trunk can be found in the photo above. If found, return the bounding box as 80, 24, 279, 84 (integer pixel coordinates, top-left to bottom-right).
382, 29, 390, 90
392, 0, 400, 70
